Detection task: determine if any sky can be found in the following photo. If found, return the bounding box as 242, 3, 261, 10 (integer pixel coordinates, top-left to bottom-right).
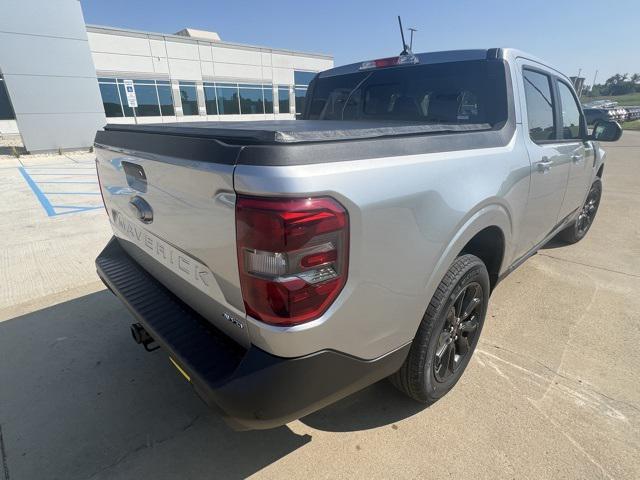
80, 0, 640, 85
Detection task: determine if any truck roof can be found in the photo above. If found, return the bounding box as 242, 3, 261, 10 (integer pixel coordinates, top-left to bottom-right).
321, 48, 568, 82
320, 49, 501, 78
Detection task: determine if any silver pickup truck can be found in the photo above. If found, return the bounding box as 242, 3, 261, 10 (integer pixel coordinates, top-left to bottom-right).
94, 48, 622, 430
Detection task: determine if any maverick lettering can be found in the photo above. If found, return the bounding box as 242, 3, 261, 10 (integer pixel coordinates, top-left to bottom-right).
115, 212, 213, 294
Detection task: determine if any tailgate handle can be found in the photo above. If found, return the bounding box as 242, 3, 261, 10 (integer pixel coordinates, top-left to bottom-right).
122, 161, 147, 193
129, 196, 153, 224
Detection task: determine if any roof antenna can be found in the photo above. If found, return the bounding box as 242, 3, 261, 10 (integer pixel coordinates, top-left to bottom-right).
408, 27, 417, 50
398, 16, 409, 55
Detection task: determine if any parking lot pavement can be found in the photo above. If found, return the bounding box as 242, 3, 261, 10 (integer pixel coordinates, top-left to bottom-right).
0, 152, 111, 312
1, 134, 639, 480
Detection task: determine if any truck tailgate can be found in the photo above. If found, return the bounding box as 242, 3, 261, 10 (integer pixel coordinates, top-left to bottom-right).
94, 130, 249, 347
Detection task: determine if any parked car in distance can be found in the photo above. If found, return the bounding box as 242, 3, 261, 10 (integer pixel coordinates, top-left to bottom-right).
584, 107, 618, 125
94, 48, 622, 430
625, 106, 640, 121
583, 99, 617, 109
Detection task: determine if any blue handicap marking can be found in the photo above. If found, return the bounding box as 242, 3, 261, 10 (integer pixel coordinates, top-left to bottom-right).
18, 166, 103, 217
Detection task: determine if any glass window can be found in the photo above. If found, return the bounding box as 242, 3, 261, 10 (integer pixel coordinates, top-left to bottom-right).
216, 85, 240, 115
117, 81, 134, 117
99, 82, 123, 117
305, 60, 508, 127
203, 84, 218, 115
263, 86, 274, 114
179, 82, 199, 115
239, 85, 264, 114
557, 81, 582, 139
133, 83, 161, 117
157, 84, 174, 116
294, 71, 316, 86
278, 86, 290, 114
99, 78, 174, 117
295, 87, 308, 116
523, 69, 556, 141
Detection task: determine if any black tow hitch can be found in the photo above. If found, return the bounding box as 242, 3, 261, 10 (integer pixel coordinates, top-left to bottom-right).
130, 323, 160, 352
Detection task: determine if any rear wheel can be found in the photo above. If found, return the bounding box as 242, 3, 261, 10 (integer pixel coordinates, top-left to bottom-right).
390, 254, 489, 404
557, 178, 602, 244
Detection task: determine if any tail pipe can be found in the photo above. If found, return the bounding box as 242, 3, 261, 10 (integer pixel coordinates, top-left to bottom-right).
130, 323, 160, 352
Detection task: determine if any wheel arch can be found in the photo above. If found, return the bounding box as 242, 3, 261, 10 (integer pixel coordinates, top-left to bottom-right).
423, 203, 512, 301
459, 226, 505, 290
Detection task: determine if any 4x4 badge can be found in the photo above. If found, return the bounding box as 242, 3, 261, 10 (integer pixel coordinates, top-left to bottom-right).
222, 312, 244, 329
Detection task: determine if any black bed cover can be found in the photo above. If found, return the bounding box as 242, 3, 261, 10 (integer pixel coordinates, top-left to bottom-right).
103, 120, 491, 145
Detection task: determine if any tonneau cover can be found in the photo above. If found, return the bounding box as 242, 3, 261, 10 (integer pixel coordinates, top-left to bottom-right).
103, 120, 491, 145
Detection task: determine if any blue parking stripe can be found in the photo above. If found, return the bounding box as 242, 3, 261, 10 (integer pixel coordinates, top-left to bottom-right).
18, 167, 56, 217
41, 192, 101, 195
27, 173, 97, 176
25, 167, 95, 170
52, 205, 103, 216
37, 181, 98, 184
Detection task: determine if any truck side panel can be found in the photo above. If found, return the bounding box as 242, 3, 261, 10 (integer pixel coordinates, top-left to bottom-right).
234, 129, 531, 360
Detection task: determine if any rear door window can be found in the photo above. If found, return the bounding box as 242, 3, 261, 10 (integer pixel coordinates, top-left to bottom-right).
522, 69, 556, 141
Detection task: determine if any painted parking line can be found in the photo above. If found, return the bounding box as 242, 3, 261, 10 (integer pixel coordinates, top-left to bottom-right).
50, 205, 103, 216
41, 192, 101, 195
18, 167, 55, 216
18, 166, 103, 217
37, 181, 99, 185
25, 167, 95, 170
27, 173, 98, 176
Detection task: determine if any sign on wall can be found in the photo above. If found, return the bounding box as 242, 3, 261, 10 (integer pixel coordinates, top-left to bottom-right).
123, 80, 137, 108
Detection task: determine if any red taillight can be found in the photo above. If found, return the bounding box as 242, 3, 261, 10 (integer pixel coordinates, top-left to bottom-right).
236, 196, 349, 326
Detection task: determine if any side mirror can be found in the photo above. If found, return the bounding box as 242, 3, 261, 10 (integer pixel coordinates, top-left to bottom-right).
589, 120, 623, 142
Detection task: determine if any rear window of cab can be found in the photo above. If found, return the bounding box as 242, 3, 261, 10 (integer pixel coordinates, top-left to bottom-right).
304, 60, 509, 128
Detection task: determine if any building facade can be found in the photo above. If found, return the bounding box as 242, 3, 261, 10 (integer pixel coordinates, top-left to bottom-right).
0, 0, 106, 151
0, 16, 333, 149
89, 25, 333, 124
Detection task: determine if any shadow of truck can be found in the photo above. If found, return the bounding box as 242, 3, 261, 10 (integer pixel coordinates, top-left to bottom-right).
0, 291, 310, 480
0, 289, 426, 479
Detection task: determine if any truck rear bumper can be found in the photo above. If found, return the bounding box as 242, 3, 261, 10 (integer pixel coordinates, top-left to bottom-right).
96, 237, 410, 430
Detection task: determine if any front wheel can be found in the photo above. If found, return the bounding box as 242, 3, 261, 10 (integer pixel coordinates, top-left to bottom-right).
390, 254, 489, 404
557, 178, 602, 244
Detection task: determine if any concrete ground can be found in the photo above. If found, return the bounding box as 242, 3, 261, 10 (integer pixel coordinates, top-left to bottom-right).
0, 133, 639, 480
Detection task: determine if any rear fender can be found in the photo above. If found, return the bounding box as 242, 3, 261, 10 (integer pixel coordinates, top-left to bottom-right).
422, 203, 512, 310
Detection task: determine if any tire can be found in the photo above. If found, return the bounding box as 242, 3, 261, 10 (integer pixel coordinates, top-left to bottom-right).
557, 178, 602, 244
390, 254, 490, 404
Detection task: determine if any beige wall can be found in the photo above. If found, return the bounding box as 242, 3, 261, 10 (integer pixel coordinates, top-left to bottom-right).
87, 26, 333, 123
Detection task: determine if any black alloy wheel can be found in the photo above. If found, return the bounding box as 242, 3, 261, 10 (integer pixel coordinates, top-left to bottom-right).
390, 254, 490, 404
558, 178, 602, 244
576, 182, 601, 237
433, 282, 483, 382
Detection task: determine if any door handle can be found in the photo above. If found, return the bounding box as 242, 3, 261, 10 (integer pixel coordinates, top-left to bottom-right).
572, 154, 583, 164
536, 158, 553, 172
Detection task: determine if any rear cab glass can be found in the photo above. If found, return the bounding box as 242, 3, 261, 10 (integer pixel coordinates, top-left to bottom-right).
303, 59, 509, 129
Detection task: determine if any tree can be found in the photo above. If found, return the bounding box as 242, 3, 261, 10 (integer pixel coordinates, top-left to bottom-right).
605, 74, 624, 86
